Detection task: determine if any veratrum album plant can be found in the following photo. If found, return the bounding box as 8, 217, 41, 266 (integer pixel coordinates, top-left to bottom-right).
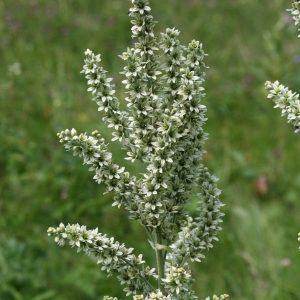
47, 1, 227, 299
265, 1, 300, 131
265, 0, 300, 251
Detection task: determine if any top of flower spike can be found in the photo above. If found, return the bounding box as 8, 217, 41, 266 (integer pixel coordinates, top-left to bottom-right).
129, 0, 151, 15
287, 1, 300, 36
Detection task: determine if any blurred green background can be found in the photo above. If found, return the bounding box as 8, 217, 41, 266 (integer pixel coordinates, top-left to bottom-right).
1, 0, 300, 299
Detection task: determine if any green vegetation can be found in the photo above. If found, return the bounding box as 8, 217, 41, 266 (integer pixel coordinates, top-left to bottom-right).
1, 0, 300, 299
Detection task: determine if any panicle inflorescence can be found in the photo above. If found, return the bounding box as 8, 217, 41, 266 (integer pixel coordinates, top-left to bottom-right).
47, 223, 156, 296
288, 1, 300, 33
265, 80, 300, 132
265, 2, 300, 132
266, 2, 300, 257
49, 0, 225, 298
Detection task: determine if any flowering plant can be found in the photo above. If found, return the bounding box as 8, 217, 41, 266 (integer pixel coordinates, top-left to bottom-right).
265, 1, 300, 131
265, 0, 300, 251
47, 0, 227, 299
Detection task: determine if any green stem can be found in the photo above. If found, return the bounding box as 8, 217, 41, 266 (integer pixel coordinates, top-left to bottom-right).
155, 227, 165, 291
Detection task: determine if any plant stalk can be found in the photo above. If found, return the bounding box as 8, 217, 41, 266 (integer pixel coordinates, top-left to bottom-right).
155, 227, 165, 292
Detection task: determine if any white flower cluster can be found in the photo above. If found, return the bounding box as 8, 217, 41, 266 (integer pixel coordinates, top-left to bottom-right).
162, 264, 194, 298
103, 292, 229, 300
103, 290, 172, 300
167, 169, 223, 266
265, 80, 300, 132
57, 128, 137, 195
266, 2, 300, 261
47, 223, 156, 296
265, 3, 300, 133
205, 295, 229, 300
134, 291, 171, 300
50, 0, 225, 298
288, 1, 300, 35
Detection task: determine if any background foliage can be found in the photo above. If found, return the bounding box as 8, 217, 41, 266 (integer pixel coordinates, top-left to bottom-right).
1, 0, 300, 299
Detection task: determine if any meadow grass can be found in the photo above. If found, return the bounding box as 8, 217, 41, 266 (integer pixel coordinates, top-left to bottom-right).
1, 0, 300, 299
